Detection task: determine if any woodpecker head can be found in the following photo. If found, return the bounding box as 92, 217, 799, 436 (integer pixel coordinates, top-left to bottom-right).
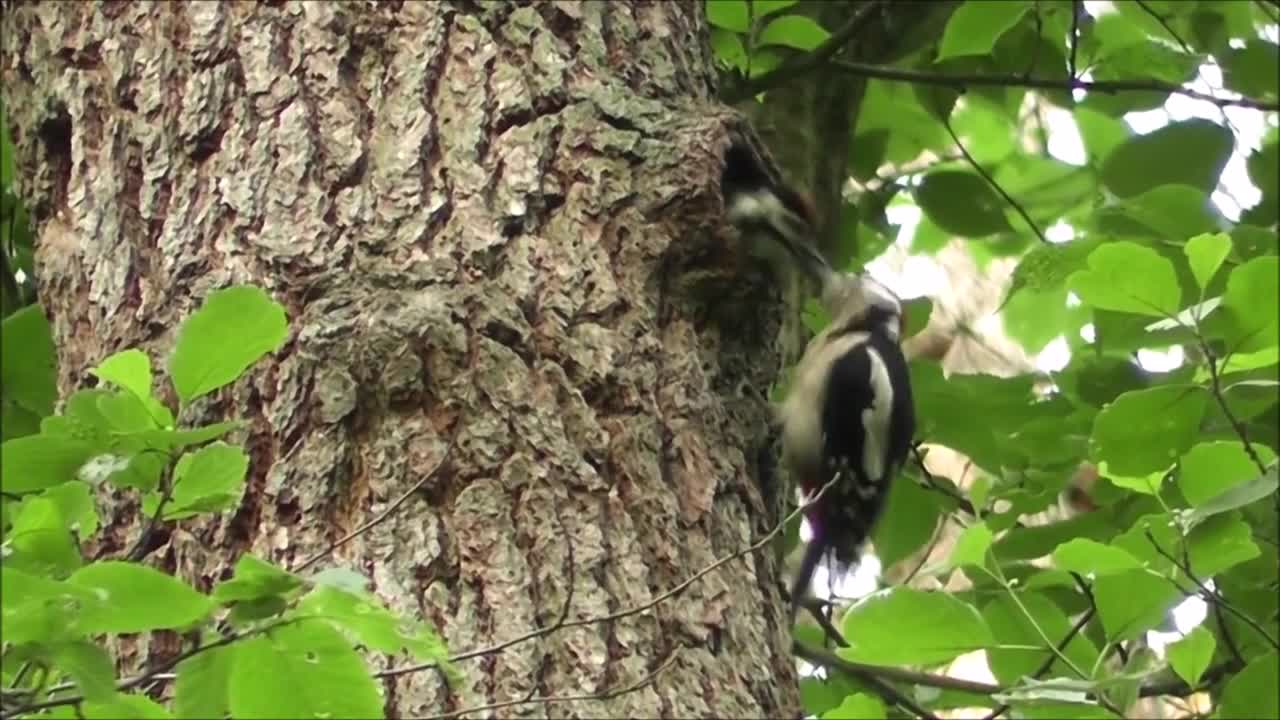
721, 141, 904, 340
722, 142, 827, 278
821, 272, 904, 341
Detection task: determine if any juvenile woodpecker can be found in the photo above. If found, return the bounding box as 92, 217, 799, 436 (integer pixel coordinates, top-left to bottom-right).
722, 143, 916, 619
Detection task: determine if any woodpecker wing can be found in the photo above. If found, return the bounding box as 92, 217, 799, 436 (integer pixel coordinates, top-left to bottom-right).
817, 332, 915, 562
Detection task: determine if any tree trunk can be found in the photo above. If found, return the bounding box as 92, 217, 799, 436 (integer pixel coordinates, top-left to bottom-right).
2, 2, 800, 716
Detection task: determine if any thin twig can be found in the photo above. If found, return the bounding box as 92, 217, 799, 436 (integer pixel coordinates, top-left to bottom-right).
1139, 659, 1242, 697
729, 1, 882, 100
900, 517, 946, 587
425, 650, 681, 720
825, 60, 1280, 112
1198, 336, 1271, 476
1256, 0, 1280, 25
982, 573, 1098, 720
379, 474, 844, 679
942, 118, 1049, 244
1068, 1, 1081, 79
124, 464, 177, 562
794, 642, 940, 720
1145, 531, 1280, 651
292, 429, 459, 573
1132, 0, 1193, 54
0, 621, 294, 719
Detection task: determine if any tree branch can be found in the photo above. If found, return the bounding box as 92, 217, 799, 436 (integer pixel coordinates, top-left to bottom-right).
794, 641, 1000, 695
982, 573, 1098, 720
0, 621, 295, 720
1199, 335, 1271, 476
1133, 0, 1193, 54
1146, 531, 1280, 651
725, 1, 883, 102
829, 60, 1280, 112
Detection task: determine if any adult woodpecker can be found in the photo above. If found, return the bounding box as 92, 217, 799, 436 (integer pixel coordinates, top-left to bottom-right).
722, 142, 916, 622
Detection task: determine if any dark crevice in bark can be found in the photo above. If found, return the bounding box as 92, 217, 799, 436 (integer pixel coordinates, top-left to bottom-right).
36, 104, 73, 216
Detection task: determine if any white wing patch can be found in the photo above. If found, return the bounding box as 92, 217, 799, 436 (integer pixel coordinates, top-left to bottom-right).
859, 346, 895, 487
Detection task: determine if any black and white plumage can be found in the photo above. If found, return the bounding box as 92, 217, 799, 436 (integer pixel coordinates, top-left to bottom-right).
780, 275, 915, 609
722, 142, 916, 617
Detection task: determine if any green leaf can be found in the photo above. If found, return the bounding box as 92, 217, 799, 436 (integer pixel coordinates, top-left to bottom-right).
983, 593, 1099, 686
1179, 441, 1276, 508
949, 522, 993, 569
310, 567, 372, 593
1165, 625, 1214, 688
1, 304, 58, 416
1222, 41, 1279, 101
1090, 386, 1207, 476
1074, 105, 1131, 163
1067, 241, 1181, 317
96, 391, 157, 433
706, 0, 749, 32
134, 421, 241, 452
298, 586, 452, 665
1006, 701, 1118, 719
1093, 569, 1179, 641
1183, 232, 1232, 292
40, 480, 100, 537
1, 566, 100, 644
1100, 119, 1233, 198
91, 350, 152, 403
168, 285, 287, 407
937, 0, 1030, 61
229, 620, 384, 720
8, 496, 82, 576
82, 693, 172, 719
213, 553, 305, 604
757, 15, 829, 50
1095, 185, 1219, 241
1183, 465, 1279, 528
710, 28, 747, 72
916, 171, 1012, 237
839, 588, 994, 665
1051, 538, 1143, 576
0, 101, 14, 189
53, 641, 117, 703
823, 693, 885, 720
160, 442, 248, 520
1219, 651, 1279, 720
901, 297, 934, 340
68, 562, 216, 633
751, 0, 797, 18
1002, 286, 1070, 355
1245, 142, 1277, 225
871, 478, 943, 569
1219, 256, 1279, 353
175, 643, 233, 720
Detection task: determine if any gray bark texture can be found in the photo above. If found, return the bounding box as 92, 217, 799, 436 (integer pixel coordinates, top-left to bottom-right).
2, 1, 800, 717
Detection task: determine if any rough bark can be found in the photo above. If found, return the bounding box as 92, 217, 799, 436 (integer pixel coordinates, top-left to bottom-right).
2, 1, 801, 716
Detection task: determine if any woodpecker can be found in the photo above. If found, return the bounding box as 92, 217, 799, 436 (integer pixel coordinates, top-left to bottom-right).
722, 142, 916, 621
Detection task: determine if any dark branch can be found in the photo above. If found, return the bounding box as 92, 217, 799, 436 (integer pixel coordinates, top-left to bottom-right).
982, 573, 1098, 720
828, 60, 1280, 112
1146, 531, 1280, 651
725, 1, 883, 102
794, 642, 942, 720
1133, 0, 1193, 54
942, 118, 1049, 244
